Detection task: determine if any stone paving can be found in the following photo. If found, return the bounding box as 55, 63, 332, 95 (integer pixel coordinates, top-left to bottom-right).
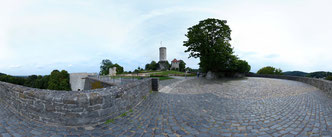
1, 77, 332, 137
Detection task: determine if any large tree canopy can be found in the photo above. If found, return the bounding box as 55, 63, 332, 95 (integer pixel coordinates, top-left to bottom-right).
100, 59, 113, 75
48, 70, 71, 91
183, 18, 250, 74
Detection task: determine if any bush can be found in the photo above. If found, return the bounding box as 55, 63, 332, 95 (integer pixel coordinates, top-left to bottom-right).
326, 76, 332, 81
48, 70, 71, 91
257, 66, 282, 75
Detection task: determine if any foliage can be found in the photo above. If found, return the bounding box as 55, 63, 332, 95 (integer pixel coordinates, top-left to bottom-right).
99, 59, 124, 75
183, 18, 250, 74
0, 70, 70, 90
48, 70, 71, 91
326, 76, 332, 81
148, 61, 159, 71
145, 64, 149, 70
100, 59, 113, 75
179, 60, 186, 72
306, 71, 332, 78
283, 71, 309, 77
112, 63, 124, 74
232, 59, 251, 73
0, 74, 26, 86
24, 75, 49, 89
150, 76, 174, 81
257, 66, 283, 75
134, 67, 144, 73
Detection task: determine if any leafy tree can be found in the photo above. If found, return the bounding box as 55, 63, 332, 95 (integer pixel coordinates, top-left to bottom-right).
145, 63, 150, 70
233, 60, 251, 73
111, 63, 124, 74
257, 66, 283, 75
100, 59, 124, 75
179, 60, 186, 72
306, 71, 332, 78
183, 18, 250, 74
48, 70, 71, 91
326, 76, 332, 81
149, 61, 158, 71
100, 59, 113, 75
24, 75, 38, 87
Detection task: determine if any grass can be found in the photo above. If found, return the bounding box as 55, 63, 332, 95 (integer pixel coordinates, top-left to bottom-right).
151, 76, 174, 81
150, 70, 186, 76
142, 95, 147, 100
105, 119, 115, 124
105, 109, 134, 124
120, 112, 127, 117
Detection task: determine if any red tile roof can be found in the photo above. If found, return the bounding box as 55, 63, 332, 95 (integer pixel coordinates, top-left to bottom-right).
172, 59, 180, 63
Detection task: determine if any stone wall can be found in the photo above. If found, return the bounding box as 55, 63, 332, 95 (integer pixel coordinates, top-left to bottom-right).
247, 74, 332, 96
0, 79, 152, 126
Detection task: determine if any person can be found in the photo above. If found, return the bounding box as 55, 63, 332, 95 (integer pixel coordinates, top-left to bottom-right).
197, 71, 200, 78
185, 70, 187, 79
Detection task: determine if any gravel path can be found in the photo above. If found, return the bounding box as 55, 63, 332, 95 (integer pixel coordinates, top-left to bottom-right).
0, 77, 332, 137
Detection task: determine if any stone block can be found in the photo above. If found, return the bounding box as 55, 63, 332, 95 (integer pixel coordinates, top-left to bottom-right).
89, 93, 103, 105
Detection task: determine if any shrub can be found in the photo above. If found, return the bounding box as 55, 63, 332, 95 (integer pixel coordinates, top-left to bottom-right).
326, 76, 332, 81
257, 66, 283, 75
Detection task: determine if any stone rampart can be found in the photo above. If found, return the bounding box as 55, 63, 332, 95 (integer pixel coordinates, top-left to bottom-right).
246, 74, 332, 96
0, 79, 153, 126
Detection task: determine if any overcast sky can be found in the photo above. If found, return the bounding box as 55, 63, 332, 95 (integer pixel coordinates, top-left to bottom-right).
0, 0, 331, 75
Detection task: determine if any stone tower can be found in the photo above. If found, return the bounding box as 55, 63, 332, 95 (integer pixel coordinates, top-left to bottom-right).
159, 47, 167, 61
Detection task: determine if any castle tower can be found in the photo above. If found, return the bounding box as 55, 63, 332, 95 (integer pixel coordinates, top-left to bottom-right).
159, 47, 167, 61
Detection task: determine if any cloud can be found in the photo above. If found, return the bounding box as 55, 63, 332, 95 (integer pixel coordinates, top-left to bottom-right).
9, 65, 22, 69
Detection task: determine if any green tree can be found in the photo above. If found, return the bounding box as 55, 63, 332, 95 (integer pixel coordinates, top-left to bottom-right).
48, 70, 71, 91
149, 61, 158, 71
183, 18, 240, 73
24, 75, 38, 87
145, 63, 150, 70
326, 76, 332, 81
233, 60, 251, 73
257, 66, 283, 75
100, 59, 113, 75
179, 60, 186, 72
111, 63, 124, 74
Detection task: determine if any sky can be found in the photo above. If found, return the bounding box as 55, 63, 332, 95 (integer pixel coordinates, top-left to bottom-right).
0, 0, 331, 75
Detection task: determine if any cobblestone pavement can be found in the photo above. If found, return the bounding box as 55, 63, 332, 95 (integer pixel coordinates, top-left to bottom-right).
1, 77, 332, 137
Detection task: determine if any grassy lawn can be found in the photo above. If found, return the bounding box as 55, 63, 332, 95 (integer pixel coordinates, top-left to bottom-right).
107, 75, 173, 81
150, 71, 195, 77
150, 76, 174, 81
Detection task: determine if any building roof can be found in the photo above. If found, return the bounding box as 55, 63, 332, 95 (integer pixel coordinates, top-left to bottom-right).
171, 59, 180, 63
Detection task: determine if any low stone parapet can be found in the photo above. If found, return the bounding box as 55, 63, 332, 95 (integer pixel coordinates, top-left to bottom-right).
246, 74, 332, 97
0, 79, 152, 126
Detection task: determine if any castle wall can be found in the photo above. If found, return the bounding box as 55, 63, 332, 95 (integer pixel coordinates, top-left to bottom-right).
70, 73, 97, 91
0, 79, 153, 126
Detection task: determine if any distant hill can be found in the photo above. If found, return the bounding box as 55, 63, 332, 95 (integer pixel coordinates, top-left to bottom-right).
283, 71, 332, 78
306, 71, 332, 78
283, 71, 308, 77
0, 73, 5, 76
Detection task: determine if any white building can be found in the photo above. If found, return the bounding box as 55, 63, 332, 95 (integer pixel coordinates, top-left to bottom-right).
170, 59, 180, 70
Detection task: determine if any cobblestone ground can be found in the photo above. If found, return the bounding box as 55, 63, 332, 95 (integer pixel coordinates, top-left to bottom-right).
1, 77, 332, 137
